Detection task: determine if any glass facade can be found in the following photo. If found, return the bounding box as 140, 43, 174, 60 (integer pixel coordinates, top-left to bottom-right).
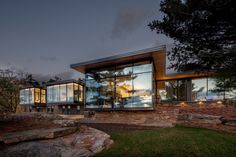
158, 77, 231, 101
19, 88, 45, 105
191, 78, 207, 101
85, 61, 153, 109
47, 82, 84, 103
158, 80, 178, 101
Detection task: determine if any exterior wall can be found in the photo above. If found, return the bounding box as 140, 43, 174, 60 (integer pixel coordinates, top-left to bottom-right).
48, 104, 83, 115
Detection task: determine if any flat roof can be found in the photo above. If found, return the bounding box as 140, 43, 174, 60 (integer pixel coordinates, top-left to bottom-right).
46, 79, 84, 86
71, 46, 166, 73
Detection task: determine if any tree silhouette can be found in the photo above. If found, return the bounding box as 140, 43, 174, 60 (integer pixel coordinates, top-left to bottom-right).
149, 0, 236, 91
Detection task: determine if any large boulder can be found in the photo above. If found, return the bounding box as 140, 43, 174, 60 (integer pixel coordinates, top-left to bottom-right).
1, 127, 77, 144
221, 118, 236, 126
0, 142, 61, 157
0, 126, 113, 157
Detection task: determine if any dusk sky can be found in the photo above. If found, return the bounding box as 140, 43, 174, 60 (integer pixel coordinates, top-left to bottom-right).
0, 0, 173, 81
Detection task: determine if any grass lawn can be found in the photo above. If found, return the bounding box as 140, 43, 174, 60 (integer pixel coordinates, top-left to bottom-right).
96, 126, 236, 157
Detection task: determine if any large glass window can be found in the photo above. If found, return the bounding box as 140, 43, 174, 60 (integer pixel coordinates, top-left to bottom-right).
59, 84, 67, 102
20, 88, 44, 104
85, 61, 153, 109
20, 90, 26, 104
74, 83, 79, 102
132, 72, 152, 108
67, 83, 74, 102
34, 88, 40, 103
191, 78, 207, 101
41, 89, 46, 103
115, 76, 133, 108
29, 88, 34, 104
86, 78, 99, 108
207, 78, 224, 100
47, 83, 83, 103
79, 85, 83, 102
158, 80, 178, 101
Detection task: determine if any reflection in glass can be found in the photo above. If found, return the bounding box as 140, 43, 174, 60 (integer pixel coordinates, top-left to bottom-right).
161, 81, 178, 101
133, 63, 152, 73
29, 88, 34, 103
132, 73, 152, 107
60, 84, 67, 102
207, 78, 224, 100
67, 83, 74, 102
86, 79, 99, 108
20, 90, 25, 104
85, 62, 153, 109
79, 85, 83, 102
99, 78, 113, 108
225, 90, 236, 99
115, 76, 133, 108
191, 78, 207, 101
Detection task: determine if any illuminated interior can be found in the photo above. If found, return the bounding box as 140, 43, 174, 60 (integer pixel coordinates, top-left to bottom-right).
47, 82, 84, 103
157, 78, 227, 101
19, 88, 46, 105
85, 61, 153, 109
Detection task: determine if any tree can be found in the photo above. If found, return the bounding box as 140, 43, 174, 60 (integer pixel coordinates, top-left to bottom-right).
0, 69, 20, 113
149, 0, 236, 91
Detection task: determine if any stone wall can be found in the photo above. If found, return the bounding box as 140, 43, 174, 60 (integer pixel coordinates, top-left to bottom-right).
83, 102, 236, 128
83, 105, 179, 127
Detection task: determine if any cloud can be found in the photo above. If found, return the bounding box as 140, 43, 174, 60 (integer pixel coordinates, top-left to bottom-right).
39, 56, 57, 61
32, 70, 76, 82
111, 8, 151, 39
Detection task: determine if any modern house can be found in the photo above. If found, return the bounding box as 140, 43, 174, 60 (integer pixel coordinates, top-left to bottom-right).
46, 80, 84, 114
19, 46, 234, 114
19, 80, 84, 114
19, 86, 46, 112
71, 46, 234, 111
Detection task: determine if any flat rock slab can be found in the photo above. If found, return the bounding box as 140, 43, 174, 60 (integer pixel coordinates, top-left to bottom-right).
1, 127, 77, 144
0, 126, 113, 157
178, 113, 222, 125
221, 118, 236, 126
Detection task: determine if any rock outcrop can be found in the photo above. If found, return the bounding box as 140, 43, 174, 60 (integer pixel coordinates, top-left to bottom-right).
1, 127, 77, 144
0, 126, 113, 157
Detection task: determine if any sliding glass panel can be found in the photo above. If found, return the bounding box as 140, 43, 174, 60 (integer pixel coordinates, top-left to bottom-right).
74, 83, 79, 102
178, 80, 187, 101
165, 81, 178, 101
67, 83, 74, 102
54, 85, 60, 102
132, 72, 152, 107
115, 64, 133, 76
99, 78, 114, 108
191, 78, 207, 101
207, 78, 224, 100
115, 76, 133, 108
29, 88, 34, 104
59, 84, 67, 102
34, 88, 40, 103
133, 62, 152, 74
86, 79, 99, 108
47, 86, 53, 103
41, 89, 46, 103
20, 90, 26, 104
79, 85, 83, 102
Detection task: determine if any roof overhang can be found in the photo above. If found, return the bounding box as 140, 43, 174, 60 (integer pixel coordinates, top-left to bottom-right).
70, 46, 166, 74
